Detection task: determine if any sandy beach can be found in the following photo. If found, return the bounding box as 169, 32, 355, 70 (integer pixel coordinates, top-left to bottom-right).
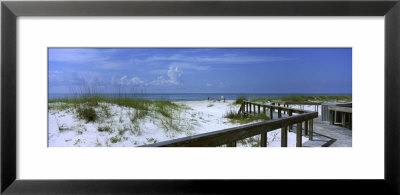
48, 100, 313, 147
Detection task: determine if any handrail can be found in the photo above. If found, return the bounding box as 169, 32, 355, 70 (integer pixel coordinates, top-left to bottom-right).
142, 101, 318, 147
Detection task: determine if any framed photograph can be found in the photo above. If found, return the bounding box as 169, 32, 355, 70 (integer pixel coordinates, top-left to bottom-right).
2, 0, 399, 194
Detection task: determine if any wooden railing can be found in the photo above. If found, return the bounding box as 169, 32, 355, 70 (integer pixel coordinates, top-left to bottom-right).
328, 105, 352, 129
142, 101, 318, 147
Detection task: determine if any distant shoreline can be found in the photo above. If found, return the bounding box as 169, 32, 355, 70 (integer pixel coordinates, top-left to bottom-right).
48, 93, 352, 102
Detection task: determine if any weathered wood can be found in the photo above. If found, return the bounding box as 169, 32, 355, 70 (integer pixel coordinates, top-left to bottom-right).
304, 120, 309, 136
328, 106, 352, 113
227, 141, 236, 147
253, 104, 256, 113
349, 114, 352, 130
270, 107, 273, 119
296, 123, 302, 147
260, 132, 267, 147
249, 103, 252, 113
309, 119, 313, 140
342, 112, 346, 127
238, 102, 244, 114
263, 106, 266, 114
330, 110, 334, 125
243, 101, 308, 114
278, 108, 282, 118
271, 101, 322, 106
281, 126, 287, 147
143, 111, 318, 147
258, 105, 260, 114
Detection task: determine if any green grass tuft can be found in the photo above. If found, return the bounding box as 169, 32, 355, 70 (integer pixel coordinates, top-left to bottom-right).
97, 126, 113, 133
234, 95, 248, 105
224, 110, 269, 124
76, 106, 97, 122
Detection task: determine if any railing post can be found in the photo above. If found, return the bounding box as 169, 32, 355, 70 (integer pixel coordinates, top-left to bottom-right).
281, 126, 287, 147
304, 120, 309, 136
263, 106, 266, 114
309, 119, 314, 140
329, 110, 334, 125
296, 122, 302, 147
284, 104, 286, 114
349, 114, 352, 130
342, 112, 346, 127
227, 141, 236, 147
278, 108, 282, 118
270, 107, 273, 119
258, 105, 260, 114
249, 103, 252, 113
261, 132, 267, 147
253, 104, 256, 114
238, 102, 244, 114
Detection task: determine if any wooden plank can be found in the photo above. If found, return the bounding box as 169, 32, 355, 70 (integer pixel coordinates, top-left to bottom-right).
249, 103, 252, 113
143, 112, 318, 147
309, 119, 313, 140
271, 101, 322, 105
304, 120, 309, 136
328, 106, 352, 113
227, 141, 236, 147
342, 112, 346, 127
329, 110, 334, 125
270, 107, 273, 119
258, 105, 260, 114
349, 113, 352, 130
278, 108, 282, 118
296, 123, 302, 147
253, 104, 256, 113
260, 132, 267, 147
281, 126, 287, 147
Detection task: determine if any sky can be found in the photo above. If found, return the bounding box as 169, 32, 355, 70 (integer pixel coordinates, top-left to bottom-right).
48, 48, 352, 94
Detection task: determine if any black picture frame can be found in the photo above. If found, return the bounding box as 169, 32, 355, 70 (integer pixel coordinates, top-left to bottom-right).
1, 0, 399, 194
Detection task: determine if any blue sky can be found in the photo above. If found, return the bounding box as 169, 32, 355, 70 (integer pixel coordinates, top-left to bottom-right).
48, 48, 352, 94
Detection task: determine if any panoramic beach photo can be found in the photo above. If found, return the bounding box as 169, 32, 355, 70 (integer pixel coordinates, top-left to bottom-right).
48, 48, 352, 147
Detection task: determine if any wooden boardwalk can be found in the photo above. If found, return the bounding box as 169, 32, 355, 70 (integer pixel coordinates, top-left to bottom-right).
276, 112, 352, 147
145, 101, 351, 147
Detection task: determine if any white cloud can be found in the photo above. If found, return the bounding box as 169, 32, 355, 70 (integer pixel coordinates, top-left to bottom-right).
150, 65, 184, 86
118, 76, 145, 86
167, 65, 183, 85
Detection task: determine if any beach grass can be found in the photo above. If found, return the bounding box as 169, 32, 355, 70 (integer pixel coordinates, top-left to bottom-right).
49, 93, 193, 137
234, 95, 248, 104
224, 110, 269, 124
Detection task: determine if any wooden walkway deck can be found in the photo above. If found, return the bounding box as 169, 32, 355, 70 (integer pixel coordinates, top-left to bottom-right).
145, 101, 351, 147
275, 112, 352, 147
298, 118, 351, 147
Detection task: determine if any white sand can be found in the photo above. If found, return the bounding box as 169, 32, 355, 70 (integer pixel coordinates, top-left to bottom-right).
48, 100, 308, 147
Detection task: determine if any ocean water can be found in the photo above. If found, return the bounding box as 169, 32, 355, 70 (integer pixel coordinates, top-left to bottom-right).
48, 93, 351, 102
